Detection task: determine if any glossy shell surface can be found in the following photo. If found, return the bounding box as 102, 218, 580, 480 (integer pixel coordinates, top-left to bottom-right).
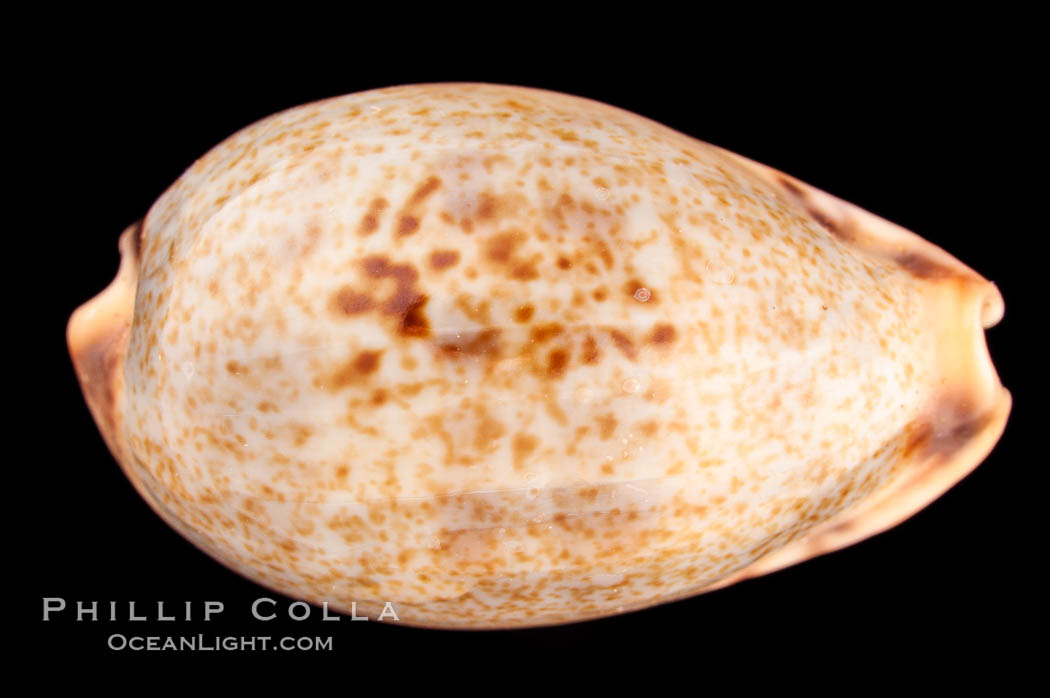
68, 83, 1009, 628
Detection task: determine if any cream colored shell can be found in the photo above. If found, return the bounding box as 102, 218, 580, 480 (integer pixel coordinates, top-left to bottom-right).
68, 83, 1009, 628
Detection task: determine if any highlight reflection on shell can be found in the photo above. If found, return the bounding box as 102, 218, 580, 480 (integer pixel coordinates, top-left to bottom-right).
68, 83, 1009, 628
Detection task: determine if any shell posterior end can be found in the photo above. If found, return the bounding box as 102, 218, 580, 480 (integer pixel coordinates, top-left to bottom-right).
694, 160, 1012, 593
67, 221, 141, 465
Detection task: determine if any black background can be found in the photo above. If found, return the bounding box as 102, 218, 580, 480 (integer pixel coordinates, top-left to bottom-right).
20, 24, 1037, 670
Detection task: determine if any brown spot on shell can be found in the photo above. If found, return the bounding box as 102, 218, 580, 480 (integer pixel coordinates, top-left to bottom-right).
409, 176, 442, 205
596, 413, 618, 440
581, 335, 601, 364
326, 350, 383, 391
514, 304, 535, 323
477, 192, 497, 220
638, 420, 659, 438
474, 414, 506, 450
547, 348, 570, 378
530, 323, 564, 343
650, 324, 677, 344
594, 240, 614, 270
397, 215, 420, 236
512, 433, 539, 471
394, 177, 442, 238
328, 257, 431, 338
399, 296, 430, 338
608, 329, 638, 360
330, 286, 375, 316
511, 261, 540, 281
358, 198, 388, 236
624, 279, 657, 304
451, 190, 525, 234
437, 328, 502, 359
485, 232, 518, 263
352, 350, 382, 375
484, 230, 539, 281
429, 250, 460, 270
552, 128, 579, 142
360, 256, 430, 337
291, 424, 314, 447
363, 255, 416, 285
455, 295, 491, 324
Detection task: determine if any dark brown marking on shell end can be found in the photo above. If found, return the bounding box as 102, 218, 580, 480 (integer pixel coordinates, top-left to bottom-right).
902, 396, 997, 462
131, 219, 145, 260
778, 177, 805, 199
73, 327, 126, 438
807, 207, 847, 239
776, 175, 855, 242
894, 252, 959, 280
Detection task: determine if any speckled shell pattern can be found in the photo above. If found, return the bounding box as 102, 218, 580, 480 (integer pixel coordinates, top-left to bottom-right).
68, 83, 1009, 629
